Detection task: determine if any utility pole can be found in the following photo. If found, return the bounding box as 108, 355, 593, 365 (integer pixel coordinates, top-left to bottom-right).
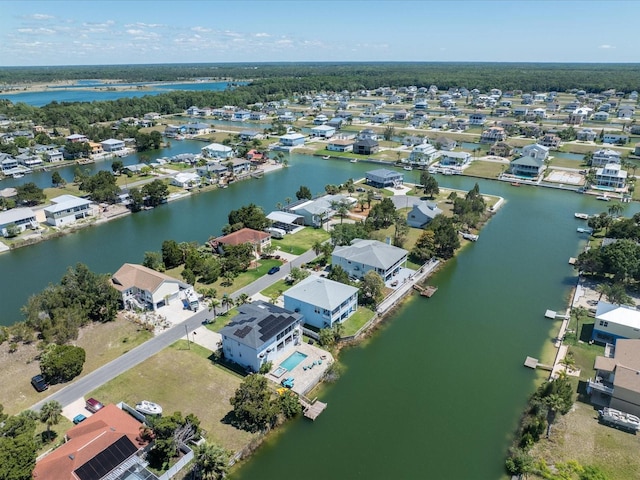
184, 325, 190, 349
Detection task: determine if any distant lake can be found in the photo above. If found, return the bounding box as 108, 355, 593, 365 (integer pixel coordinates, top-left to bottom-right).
0, 81, 245, 107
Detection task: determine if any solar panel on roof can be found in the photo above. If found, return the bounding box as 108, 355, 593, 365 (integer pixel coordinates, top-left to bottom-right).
233, 325, 253, 339
74, 435, 137, 480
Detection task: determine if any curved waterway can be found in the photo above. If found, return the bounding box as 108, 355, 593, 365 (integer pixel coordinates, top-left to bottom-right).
2, 155, 638, 478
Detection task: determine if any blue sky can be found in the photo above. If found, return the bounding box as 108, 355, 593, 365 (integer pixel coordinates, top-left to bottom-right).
0, 1, 637, 66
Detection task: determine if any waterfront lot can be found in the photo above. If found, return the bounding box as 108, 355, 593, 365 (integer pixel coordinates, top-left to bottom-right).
270, 227, 330, 255
89, 340, 257, 452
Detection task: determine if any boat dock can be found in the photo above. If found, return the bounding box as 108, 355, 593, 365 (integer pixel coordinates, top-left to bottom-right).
300, 395, 327, 420
544, 309, 569, 320
413, 284, 438, 297
523, 356, 553, 371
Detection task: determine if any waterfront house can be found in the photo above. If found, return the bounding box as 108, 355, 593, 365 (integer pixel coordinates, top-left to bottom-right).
266, 211, 305, 232
480, 126, 507, 143
0, 207, 38, 237
184, 123, 212, 135
327, 117, 345, 129
373, 113, 391, 124
310, 125, 336, 139
588, 339, 640, 417
164, 124, 186, 137
431, 117, 450, 129
592, 111, 610, 122
540, 134, 561, 149
595, 164, 627, 189
227, 158, 252, 176
313, 114, 328, 125
332, 239, 408, 282
468, 113, 487, 125
439, 151, 472, 168
186, 106, 200, 116
32, 403, 155, 480
521, 143, 549, 161
0, 154, 18, 172
433, 136, 457, 151
212, 227, 271, 256
66, 133, 88, 143
111, 263, 194, 311
289, 194, 355, 228
279, 133, 305, 147
239, 130, 263, 141
407, 201, 443, 228
246, 149, 266, 163
489, 142, 514, 158
327, 139, 354, 153
284, 276, 359, 329
353, 138, 379, 155
100, 138, 126, 153
16, 152, 43, 167
249, 111, 268, 121
220, 301, 302, 373
409, 144, 440, 165
577, 128, 597, 141
366, 168, 403, 188
357, 129, 378, 141
196, 163, 227, 178
617, 106, 635, 119
591, 301, 640, 344
44, 194, 94, 227
510, 155, 544, 178
44, 149, 64, 163
394, 109, 410, 121
233, 110, 252, 121
592, 148, 621, 167
603, 133, 629, 145
170, 172, 201, 189
201, 143, 233, 159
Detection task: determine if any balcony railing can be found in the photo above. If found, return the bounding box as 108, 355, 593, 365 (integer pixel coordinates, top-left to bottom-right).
588, 378, 614, 395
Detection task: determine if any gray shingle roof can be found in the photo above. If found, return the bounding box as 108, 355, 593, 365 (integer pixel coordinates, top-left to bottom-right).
284, 276, 358, 310
333, 239, 408, 270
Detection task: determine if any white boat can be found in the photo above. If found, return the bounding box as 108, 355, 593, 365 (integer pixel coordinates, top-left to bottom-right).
136, 400, 163, 416
574, 213, 589, 220
599, 407, 640, 431
12, 173, 24, 179
403, 166, 413, 171
596, 195, 610, 201
577, 227, 593, 234
460, 232, 479, 241
323, 155, 331, 160
349, 158, 357, 163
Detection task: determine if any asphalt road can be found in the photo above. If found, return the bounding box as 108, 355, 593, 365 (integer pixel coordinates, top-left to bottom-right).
31, 248, 319, 412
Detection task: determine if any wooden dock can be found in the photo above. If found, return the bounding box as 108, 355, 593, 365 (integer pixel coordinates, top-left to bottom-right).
413, 284, 438, 298
300, 395, 327, 421
524, 356, 553, 371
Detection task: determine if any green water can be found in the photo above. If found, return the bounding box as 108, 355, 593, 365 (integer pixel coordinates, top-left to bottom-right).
1, 156, 636, 478
232, 183, 639, 479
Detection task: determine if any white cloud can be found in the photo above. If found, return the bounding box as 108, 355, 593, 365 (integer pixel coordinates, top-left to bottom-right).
599, 44, 615, 49
24, 13, 55, 20
254, 32, 270, 38
191, 26, 212, 33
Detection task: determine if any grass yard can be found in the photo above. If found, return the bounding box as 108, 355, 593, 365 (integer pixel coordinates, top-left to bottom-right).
271, 227, 330, 255
260, 279, 291, 299
89, 340, 257, 453
341, 307, 376, 337
548, 157, 588, 169
0, 316, 152, 415
44, 183, 84, 201
464, 160, 506, 178
205, 308, 239, 332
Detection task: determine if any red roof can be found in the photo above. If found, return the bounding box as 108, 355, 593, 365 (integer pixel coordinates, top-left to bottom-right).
216, 227, 270, 246
33, 404, 147, 480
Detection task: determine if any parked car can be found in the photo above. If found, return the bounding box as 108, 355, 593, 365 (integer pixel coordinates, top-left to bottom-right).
31, 374, 49, 392
85, 397, 104, 413
267, 266, 280, 275
73, 414, 87, 424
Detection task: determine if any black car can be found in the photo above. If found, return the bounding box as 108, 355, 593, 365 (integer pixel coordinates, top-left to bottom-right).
267, 266, 280, 275
31, 374, 49, 392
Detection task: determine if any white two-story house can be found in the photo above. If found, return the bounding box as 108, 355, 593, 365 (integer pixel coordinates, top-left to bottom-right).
332, 239, 408, 282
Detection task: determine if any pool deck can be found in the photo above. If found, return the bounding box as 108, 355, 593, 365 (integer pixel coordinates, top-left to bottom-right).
266, 342, 334, 396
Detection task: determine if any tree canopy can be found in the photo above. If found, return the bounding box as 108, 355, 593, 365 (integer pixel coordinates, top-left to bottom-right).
40, 344, 86, 383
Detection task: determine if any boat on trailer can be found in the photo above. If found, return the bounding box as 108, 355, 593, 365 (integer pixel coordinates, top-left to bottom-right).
599, 407, 640, 432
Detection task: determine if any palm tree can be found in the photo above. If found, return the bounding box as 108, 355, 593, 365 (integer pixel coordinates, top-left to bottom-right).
311, 240, 323, 256
40, 400, 63, 442
596, 283, 611, 302
544, 393, 566, 438
237, 293, 250, 305
285, 197, 292, 205
193, 442, 230, 479
572, 306, 588, 341
608, 202, 623, 218
221, 294, 234, 314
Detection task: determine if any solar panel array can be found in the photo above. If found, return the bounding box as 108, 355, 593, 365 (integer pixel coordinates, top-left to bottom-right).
74, 436, 138, 480
233, 325, 253, 339
258, 313, 296, 342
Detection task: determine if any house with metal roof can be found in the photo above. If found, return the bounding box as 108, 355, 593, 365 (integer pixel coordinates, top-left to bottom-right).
220, 301, 303, 372
510, 154, 544, 178
110, 263, 194, 311
332, 239, 408, 282
591, 301, 640, 344
266, 211, 305, 232
100, 138, 126, 152
289, 194, 355, 228
365, 168, 403, 188
201, 142, 233, 159
44, 194, 94, 227
407, 201, 443, 228
588, 339, 640, 417
0, 207, 38, 237
284, 276, 359, 329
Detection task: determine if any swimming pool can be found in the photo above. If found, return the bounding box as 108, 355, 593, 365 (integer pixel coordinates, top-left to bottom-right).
280, 351, 307, 371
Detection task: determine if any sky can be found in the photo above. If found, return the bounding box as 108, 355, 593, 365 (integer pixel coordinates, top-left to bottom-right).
0, 1, 638, 66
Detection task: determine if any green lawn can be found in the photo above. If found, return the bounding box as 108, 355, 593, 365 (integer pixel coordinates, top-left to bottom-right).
205, 308, 239, 332
548, 157, 588, 169
270, 227, 330, 255
166, 258, 284, 297
341, 307, 376, 336
89, 340, 257, 452
261, 279, 291, 299
464, 160, 506, 179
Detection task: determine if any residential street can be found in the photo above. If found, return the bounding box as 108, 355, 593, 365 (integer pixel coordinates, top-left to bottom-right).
31, 248, 319, 412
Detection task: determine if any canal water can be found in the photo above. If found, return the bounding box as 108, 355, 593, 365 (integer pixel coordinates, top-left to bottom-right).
2, 154, 637, 478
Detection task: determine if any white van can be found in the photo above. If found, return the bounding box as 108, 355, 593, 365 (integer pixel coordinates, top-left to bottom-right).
265, 227, 286, 239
